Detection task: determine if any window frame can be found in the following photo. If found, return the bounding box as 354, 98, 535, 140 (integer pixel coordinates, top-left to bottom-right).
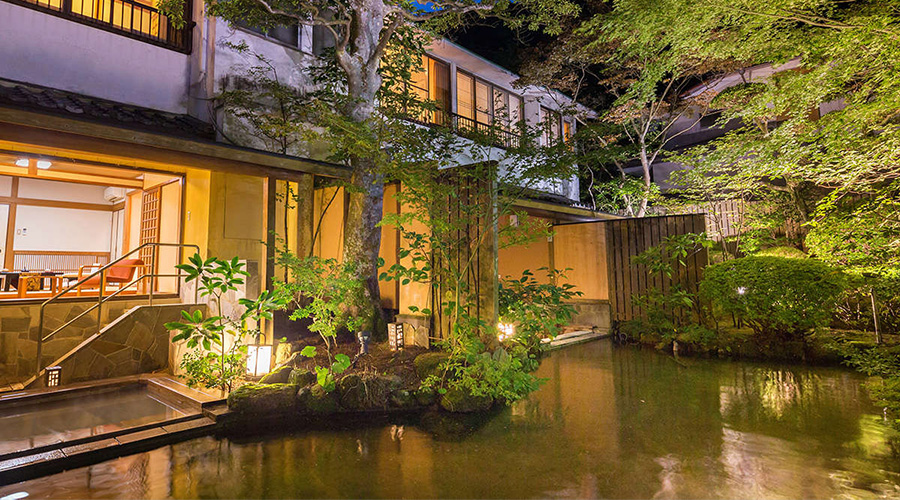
455, 69, 524, 131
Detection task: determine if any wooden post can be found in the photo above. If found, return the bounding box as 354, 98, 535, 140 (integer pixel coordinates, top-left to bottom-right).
478, 174, 499, 348
296, 173, 315, 258
265, 177, 277, 293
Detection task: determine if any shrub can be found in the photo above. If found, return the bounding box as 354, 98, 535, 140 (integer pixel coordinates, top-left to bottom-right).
834, 268, 900, 334
498, 268, 581, 350
700, 256, 847, 340
754, 246, 808, 259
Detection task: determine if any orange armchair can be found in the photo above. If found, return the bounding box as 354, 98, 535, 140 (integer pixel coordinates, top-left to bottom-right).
76, 259, 147, 296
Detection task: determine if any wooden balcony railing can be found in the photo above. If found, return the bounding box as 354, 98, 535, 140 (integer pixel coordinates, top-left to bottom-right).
4, 0, 192, 52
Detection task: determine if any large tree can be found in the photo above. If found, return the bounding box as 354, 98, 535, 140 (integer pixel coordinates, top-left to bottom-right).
518, 0, 741, 216
160, 0, 577, 327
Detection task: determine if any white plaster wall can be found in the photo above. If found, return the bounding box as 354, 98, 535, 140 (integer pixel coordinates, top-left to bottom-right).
14, 205, 113, 252
213, 19, 315, 94
0, 2, 191, 114
0, 177, 12, 197
212, 20, 321, 155
17, 178, 112, 204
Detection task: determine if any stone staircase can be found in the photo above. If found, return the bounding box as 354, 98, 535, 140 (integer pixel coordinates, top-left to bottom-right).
11, 303, 203, 392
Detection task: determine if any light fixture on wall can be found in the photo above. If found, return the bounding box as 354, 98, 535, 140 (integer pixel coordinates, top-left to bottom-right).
246, 333, 273, 378
36, 160, 52, 170
14, 159, 28, 167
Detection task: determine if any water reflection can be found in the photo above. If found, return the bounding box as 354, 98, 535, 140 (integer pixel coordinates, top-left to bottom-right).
2, 341, 899, 499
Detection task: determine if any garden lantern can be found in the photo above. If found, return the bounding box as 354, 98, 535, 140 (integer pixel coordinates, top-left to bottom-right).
246, 334, 273, 378
498, 323, 515, 342
45, 366, 61, 387
388, 323, 404, 351
358, 330, 371, 355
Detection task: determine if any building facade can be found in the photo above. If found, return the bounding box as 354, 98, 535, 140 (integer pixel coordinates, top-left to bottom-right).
0, 0, 615, 388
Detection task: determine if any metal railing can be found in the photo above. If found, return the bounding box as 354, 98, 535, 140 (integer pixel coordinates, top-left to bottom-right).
4, 0, 192, 52
400, 110, 524, 149
450, 113, 522, 149
34, 242, 201, 379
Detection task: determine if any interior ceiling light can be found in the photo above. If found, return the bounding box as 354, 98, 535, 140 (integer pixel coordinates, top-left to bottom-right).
36, 160, 52, 170
14, 159, 28, 167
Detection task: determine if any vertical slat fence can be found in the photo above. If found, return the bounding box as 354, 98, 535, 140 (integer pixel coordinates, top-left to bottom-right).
605, 214, 708, 323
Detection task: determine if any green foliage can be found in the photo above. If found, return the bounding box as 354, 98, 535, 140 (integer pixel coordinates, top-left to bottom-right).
165, 254, 286, 392
591, 177, 662, 216
310, 354, 352, 393
499, 268, 582, 348
275, 252, 365, 392
422, 338, 543, 404
179, 348, 246, 391
700, 256, 848, 340
754, 246, 808, 259
806, 194, 900, 269
275, 253, 366, 345
628, 232, 713, 340
834, 268, 900, 335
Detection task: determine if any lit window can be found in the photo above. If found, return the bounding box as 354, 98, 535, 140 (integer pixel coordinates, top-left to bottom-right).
541, 107, 562, 146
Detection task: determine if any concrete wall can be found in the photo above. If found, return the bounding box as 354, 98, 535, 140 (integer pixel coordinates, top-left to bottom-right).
0, 2, 191, 114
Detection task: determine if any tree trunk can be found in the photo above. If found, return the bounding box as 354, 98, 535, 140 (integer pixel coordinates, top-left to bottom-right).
334, 0, 388, 332
343, 161, 385, 331
636, 141, 652, 217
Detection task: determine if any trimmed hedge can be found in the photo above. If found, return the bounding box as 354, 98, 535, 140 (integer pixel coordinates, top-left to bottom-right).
700, 256, 847, 339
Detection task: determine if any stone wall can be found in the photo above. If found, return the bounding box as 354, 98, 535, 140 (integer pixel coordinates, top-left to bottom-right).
0, 297, 179, 381
568, 300, 611, 331
33, 303, 205, 388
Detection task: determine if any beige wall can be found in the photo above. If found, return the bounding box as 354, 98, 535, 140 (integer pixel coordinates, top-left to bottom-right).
157, 181, 182, 292
313, 186, 345, 261
552, 222, 609, 301
378, 183, 400, 309
182, 169, 211, 257
498, 214, 553, 284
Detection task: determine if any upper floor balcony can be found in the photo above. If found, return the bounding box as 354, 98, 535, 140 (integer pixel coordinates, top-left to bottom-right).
3, 0, 191, 52
394, 52, 575, 151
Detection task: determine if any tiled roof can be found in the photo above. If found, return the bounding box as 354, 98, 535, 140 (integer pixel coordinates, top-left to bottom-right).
0, 78, 215, 140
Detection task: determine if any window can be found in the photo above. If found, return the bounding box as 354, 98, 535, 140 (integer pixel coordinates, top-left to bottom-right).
456, 72, 523, 131
405, 55, 451, 125
313, 24, 335, 55
541, 107, 562, 146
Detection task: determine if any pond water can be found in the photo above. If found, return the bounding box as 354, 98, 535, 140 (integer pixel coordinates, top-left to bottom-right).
2, 340, 900, 499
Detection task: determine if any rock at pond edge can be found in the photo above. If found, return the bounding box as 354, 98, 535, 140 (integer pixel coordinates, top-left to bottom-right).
259, 365, 293, 384
228, 383, 297, 414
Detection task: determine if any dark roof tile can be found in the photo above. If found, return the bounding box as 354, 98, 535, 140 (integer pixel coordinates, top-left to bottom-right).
0, 78, 215, 140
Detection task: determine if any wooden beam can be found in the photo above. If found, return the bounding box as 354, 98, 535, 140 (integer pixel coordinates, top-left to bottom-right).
513, 199, 623, 222
0, 196, 117, 212
4, 178, 17, 269
0, 166, 144, 189
0, 107, 350, 180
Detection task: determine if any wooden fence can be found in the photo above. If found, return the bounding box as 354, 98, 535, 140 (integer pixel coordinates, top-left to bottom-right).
604, 214, 708, 323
